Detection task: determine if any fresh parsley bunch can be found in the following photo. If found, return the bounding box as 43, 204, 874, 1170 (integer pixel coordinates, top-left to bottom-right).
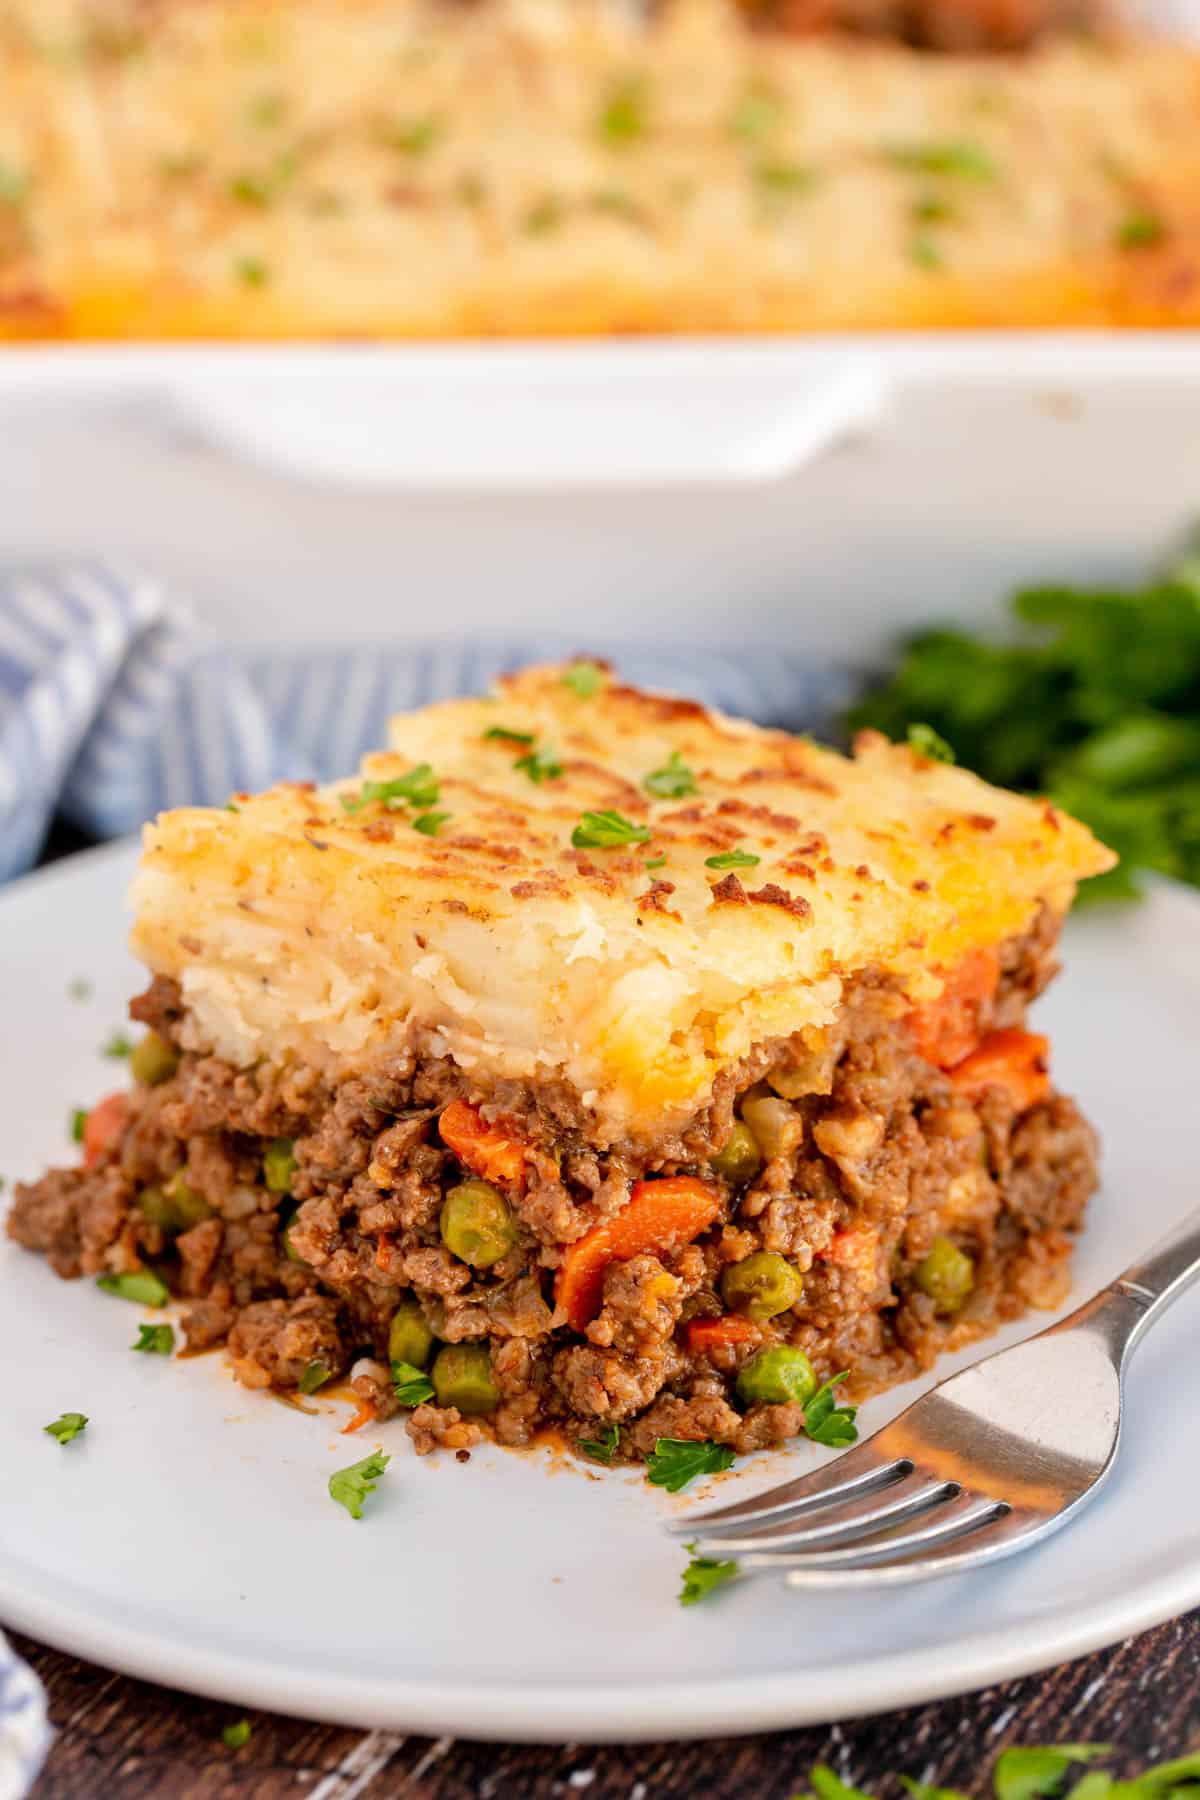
794, 1744, 1200, 1798
847, 554, 1200, 904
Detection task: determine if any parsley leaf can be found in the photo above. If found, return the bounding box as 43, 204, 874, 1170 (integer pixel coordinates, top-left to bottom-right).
993, 1747, 1112, 1800
70, 1107, 87, 1144
412, 810, 452, 837
391, 1360, 436, 1407
561, 659, 605, 698
901, 1779, 972, 1799
754, 160, 815, 199
907, 721, 956, 763
234, 254, 270, 288
679, 1540, 740, 1606
599, 78, 646, 145
646, 1437, 735, 1493
1117, 211, 1165, 250
571, 810, 652, 849
44, 1412, 88, 1445
298, 1360, 331, 1395
730, 88, 783, 143
382, 115, 441, 156
803, 1768, 875, 1799
578, 1423, 620, 1464
68, 976, 93, 1002
96, 1270, 170, 1307
222, 1719, 252, 1749
132, 1323, 175, 1355
515, 744, 563, 784
329, 1450, 391, 1520
885, 139, 997, 181
802, 1373, 859, 1448
643, 751, 697, 799
342, 764, 439, 814
483, 725, 535, 747
644, 855, 667, 872
705, 849, 760, 870
102, 1030, 132, 1059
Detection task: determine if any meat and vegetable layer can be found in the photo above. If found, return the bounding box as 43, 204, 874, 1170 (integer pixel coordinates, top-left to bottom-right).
7, 663, 1114, 1463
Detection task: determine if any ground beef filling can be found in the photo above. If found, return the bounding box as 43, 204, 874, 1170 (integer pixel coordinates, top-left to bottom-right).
7, 914, 1097, 1464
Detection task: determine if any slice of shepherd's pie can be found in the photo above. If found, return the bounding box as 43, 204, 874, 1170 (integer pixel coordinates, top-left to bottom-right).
9, 663, 1114, 1464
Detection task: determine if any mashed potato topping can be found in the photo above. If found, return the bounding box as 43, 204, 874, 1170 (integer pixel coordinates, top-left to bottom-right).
129, 664, 1112, 1144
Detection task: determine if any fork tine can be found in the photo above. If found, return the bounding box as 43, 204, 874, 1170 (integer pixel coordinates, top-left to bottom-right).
663, 1443, 912, 1539
741, 1492, 1010, 1573
687, 1474, 960, 1559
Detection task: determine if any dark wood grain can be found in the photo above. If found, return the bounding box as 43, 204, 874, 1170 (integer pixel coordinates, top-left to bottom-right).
11, 1610, 1200, 1799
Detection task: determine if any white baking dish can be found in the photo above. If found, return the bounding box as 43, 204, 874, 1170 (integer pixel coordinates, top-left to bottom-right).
2, 334, 1199, 660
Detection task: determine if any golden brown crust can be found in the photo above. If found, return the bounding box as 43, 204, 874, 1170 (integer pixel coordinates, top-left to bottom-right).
1, 0, 1198, 337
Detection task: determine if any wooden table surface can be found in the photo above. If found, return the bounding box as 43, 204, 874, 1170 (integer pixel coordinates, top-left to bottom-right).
11, 1609, 1200, 1798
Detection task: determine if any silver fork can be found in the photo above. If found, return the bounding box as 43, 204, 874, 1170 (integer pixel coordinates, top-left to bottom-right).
669, 1208, 1200, 1588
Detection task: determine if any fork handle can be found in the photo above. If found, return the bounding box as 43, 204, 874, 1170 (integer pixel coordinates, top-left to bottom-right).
1062, 1204, 1200, 1363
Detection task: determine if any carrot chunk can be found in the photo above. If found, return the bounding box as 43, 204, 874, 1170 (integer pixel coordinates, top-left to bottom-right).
438, 1099, 529, 1190
341, 1397, 377, 1435
83, 1092, 128, 1170
908, 946, 1000, 1069
949, 1028, 1050, 1113
685, 1315, 760, 1355
556, 1175, 722, 1333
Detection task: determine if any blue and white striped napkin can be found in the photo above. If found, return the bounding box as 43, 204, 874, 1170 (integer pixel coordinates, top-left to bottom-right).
0, 1631, 50, 1799
0, 564, 859, 886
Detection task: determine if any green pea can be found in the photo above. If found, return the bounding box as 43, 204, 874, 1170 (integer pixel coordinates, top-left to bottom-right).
164, 1171, 212, 1229
720, 1251, 803, 1321
915, 1236, 975, 1314
129, 1030, 180, 1087
388, 1300, 435, 1370
736, 1344, 818, 1407
137, 1185, 175, 1231
263, 1137, 297, 1194
439, 1179, 519, 1269
431, 1343, 499, 1415
709, 1119, 763, 1187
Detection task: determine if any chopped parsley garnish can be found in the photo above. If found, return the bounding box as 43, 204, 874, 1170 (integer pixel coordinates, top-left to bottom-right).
907, 721, 956, 764
802, 1373, 859, 1448
515, 744, 563, 785
787, 1746, 1200, 1797
247, 91, 286, 128
705, 849, 760, 870
44, 1412, 88, 1446
646, 1437, 735, 1493
913, 192, 956, 224
643, 751, 697, 799
909, 234, 944, 271
412, 810, 452, 836
578, 1423, 620, 1464
298, 1360, 331, 1395
229, 171, 273, 207
70, 1108, 88, 1144
1117, 210, 1165, 250
329, 1450, 390, 1520
590, 187, 640, 221
222, 1719, 252, 1750
234, 254, 269, 287
483, 725, 535, 747
679, 1541, 740, 1607
599, 77, 646, 145
102, 1030, 132, 1059
754, 160, 814, 198
571, 810, 652, 850
0, 160, 29, 206
96, 1270, 170, 1308
803, 1771, 874, 1799
132, 1324, 175, 1355
342, 765, 440, 813
730, 89, 782, 143
524, 195, 563, 236
68, 977, 93, 1002
644, 855, 667, 872
885, 140, 997, 181
391, 1360, 436, 1407
561, 659, 605, 698
383, 115, 441, 156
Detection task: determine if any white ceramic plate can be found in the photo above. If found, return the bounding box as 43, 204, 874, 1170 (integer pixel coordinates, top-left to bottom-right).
2, 842, 1199, 1742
